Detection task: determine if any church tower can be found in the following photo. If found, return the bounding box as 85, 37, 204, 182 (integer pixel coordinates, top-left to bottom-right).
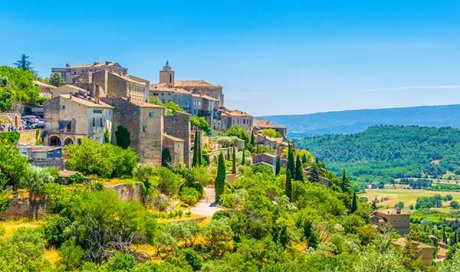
159, 60, 175, 87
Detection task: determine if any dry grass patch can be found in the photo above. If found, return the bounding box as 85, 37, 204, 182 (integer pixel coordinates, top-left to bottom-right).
1, 219, 43, 237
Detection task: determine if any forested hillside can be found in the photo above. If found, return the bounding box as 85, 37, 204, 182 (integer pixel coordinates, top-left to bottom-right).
295, 126, 460, 184
261, 104, 460, 138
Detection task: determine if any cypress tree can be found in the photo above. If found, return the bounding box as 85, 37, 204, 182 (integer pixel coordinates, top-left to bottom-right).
232, 146, 236, 174
286, 169, 292, 202
192, 131, 198, 167
275, 158, 281, 175
302, 153, 307, 164
304, 221, 318, 249
197, 130, 202, 166
295, 155, 304, 181
250, 131, 255, 146
279, 225, 288, 248
287, 143, 295, 175
341, 170, 350, 192
351, 192, 358, 213
310, 164, 320, 182
451, 231, 458, 246
215, 153, 226, 202
242, 148, 246, 165
443, 229, 448, 244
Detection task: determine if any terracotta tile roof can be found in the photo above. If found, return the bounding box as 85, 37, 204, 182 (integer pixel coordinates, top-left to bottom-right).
221, 109, 252, 117
131, 100, 164, 109
374, 209, 410, 216
253, 119, 286, 129
55, 84, 87, 93
110, 72, 145, 85
33, 80, 56, 89
393, 238, 434, 249
59, 94, 114, 109
191, 93, 219, 101
174, 80, 220, 88
71, 61, 118, 69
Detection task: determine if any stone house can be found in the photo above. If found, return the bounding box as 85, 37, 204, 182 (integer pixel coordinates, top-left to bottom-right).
52, 61, 127, 86
92, 70, 149, 103
192, 93, 219, 122
212, 108, 253, 133
253, 119, 287, 137
150, 84, 192, 112
163, 134, 184, 168
164, 111, 191, 167
393, 238, 435, 267
33, 80, 56, 99
371, 208, 410, 235
101, 98, 164, 168
252, 153, 279, 172
51, 84, 87, 98
44, 93, 114, 146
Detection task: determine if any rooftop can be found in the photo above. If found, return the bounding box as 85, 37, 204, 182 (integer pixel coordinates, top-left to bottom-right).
221, 109, 252, 117
55, 84, 87, 93
374, 208, 410, 216
164, 134, 184, 142
393, 238, 435, 249
192, 93, 219, 101
109, 72, 146, 85
253, 119, 286, 129
33, 80, 56, 89
59, 94, 114, 109
150, 84, 191, 95
70, 61, 119, 69
174, 80, 220, 88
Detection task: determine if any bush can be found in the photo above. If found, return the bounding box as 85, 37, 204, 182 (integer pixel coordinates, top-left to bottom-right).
184, 249, 203, 271
105, 252, 136, 271
59, 238, 84, 270
42, 214, 71, 247
155, 167, 185, 197
179, 187, 201, 206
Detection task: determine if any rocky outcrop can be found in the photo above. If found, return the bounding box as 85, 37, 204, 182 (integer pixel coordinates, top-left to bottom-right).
106, 182, 143, 202
0, 196, 48, 220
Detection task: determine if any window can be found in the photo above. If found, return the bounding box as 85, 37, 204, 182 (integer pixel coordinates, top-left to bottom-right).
93, 109, 103, 114
149, 112, 155, 117
100, 118, 103, 127
92, 118, 95, 127
62, 105, 65, 110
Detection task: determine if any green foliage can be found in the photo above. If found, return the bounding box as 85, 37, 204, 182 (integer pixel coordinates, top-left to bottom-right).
296, 125, 460, 184
0, 65, 40, 111
225, 125, 249, 144
190, 116, 211, 134
0, 143, 28, 190
295, 155, 304, 181
0, 131, 20, 144
105, 252, 137, 271
115, 125, 131, 149
415, 194, 443, 209
183, 249, 203, 271
179, 187, 201, 206
48, 72, 64, 87
155, 167, 185, 196
285, 169, 292, 202
232, 146, 236, 174
66, 138, 138, 178
215, 153, 226, 202
59, 238, 84, 270
104, 129, 110, 144
192, 130, 202, 167
149, 97, 186, 115
42, 214, 71, 247
287, 143, 295, 175
351, 192, 358, 213
15, 54, 33, 70
260, 128, 282, 138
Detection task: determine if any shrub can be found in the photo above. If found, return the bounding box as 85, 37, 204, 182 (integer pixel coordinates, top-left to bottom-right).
179, 187, 201, 206
59, 238, 84, 270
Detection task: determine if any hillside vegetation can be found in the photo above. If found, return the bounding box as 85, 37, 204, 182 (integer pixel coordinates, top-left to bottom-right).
295, 125, 460, 184
262, 104, 460, 138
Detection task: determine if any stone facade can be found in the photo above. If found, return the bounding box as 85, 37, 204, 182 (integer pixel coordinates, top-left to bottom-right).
164, 111, 191, 167
213, 108, 253, 133
102, 98, 164, 168
92, 70, 148, 103
43, 94, 114, 146
0, 196, 48, 220
150, 84, 193, 113
253, 119, 287, 137
175, 80, 224, 107
33, 80, 55, 99
107, 183, 143, 202
52, 61, 127, 85
163, 134, 185, 167
371, 208, 410, 235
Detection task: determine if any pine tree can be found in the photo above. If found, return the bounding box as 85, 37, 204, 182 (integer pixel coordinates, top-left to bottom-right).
451, 231, 458, 246
232, 146, 236, 174
295, 155, 304, 181
285, 169, 292, 202
351, 192, 358, 213
302, 153, 307, 164
15, 54, 32, 70
215, 153, 226, 202
275, 158, 281, 175
279, 225, 288, 248
104, 129, 110, 144
341, 169, 350, 193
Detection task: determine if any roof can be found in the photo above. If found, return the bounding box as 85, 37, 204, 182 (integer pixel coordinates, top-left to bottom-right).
55, 84, 87, 93
33, 80, 56, 89
109, 72, 145, 85
192, 93, 219, 101
164, 134, 184, 142
374, 209, 410, 216
71, 61, 119, 69
59, 170, 80, 178
174, 80, 220, 88
59, 94, 114, 109
253, 119, 286, 129
150, 84, 191, 95
221, 109, 252, 117
393, 238, 435, 249
131, 100, 164, 109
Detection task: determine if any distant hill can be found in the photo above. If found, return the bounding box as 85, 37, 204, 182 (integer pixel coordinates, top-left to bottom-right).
259, 104, 460, 138
295, 125, 460, 184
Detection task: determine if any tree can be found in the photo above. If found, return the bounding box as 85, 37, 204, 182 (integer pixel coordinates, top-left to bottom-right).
190, 116, 211, 135
242, 148, 246, 165
295, 155, 304, 181
0, 143, 28, 190
104, 129, 110, 144
451, 201, 460, 209
250, 131, 255, 146
302, 153, 307, 164
287, 143, 295, 175
59, 238, 84, 271
232, 146, 236, 174
192, 130, 202, 167
341, 169, 351, 192
225, 126, 249, 144
48, 72, 64, 87
285, 169, 292, 202
0, 66, 40, 110
303, 221, 318, 249
275, 158, 281, 175
203, 218, 233, 247
14, 54, 32, 70
115, 125, 131, 149
351, 192, 358, 213
215, 153, 226, 202
395, 201, 404, 209
309, 163, 320, 183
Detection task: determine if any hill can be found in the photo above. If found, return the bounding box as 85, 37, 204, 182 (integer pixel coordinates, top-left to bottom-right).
260, 104, 460, 138
295, 125, 460, 184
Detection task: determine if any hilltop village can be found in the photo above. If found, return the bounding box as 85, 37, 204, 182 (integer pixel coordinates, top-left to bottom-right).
0, 59, 456, 270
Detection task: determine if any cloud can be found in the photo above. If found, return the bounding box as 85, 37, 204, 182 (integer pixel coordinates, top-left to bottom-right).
367, 85, 460, 92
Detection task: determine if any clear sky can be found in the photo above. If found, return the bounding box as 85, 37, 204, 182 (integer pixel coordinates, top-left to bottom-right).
1, 0, 459, 116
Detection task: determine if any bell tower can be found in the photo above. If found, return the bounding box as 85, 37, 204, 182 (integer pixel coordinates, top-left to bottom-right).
159, 60, 175, 87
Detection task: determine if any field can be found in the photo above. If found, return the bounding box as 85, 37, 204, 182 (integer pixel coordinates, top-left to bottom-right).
362, 188, 460, 212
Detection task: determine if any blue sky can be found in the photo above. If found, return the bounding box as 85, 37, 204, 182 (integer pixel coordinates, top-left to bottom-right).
1, 0, 459, 115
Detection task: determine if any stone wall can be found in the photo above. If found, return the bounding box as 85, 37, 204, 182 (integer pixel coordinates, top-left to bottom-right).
0, 197, 48, 220
107, 183, 143, 202
163, 134, 184, 167
19, 129, 40, 145
164, 112, 191, 167
0, 112, 21, 127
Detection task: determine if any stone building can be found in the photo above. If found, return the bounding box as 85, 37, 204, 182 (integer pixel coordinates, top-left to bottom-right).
101, 98, 164, 168
51, 84, 87, 98
191, 93, 219, 122
393, 238, 435, 267
164, 111, 191, 167
212, 108, 253, 133
163, 134, 184, 168
43, 93, 114, 146
33, 80, 56, 99
253, 119, 287, 137
150, 84, 192, 112
92, 70, 149, 103
371, 208, 410, 235
52, 61, 127, 86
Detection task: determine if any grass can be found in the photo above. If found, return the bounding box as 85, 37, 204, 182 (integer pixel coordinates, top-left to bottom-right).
43, 248, 60, 266
362, 188, 460, 211
1, 219, 43, 237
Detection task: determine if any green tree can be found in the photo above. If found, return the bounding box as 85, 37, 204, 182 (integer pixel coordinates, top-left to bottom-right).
0, 143, 28, 190
287, 143, 295, 175
285, 169, 292, 202
309, 163, 320, 183
232, 146, 236, 174
105, 252, 136, 271
351, 191, 358, 213
302, 153, 307, 164
395, 201, 404, 209
242, 148, 246, 165
104, 129, 110, 144
275, 158, 281, 175
295, 155, 304, 181
190, 116, 211, 135
59, 238, 84, 271
215, 153, 226, 202
184, 248, 203, 271
341, 169, 351, 192
250, 131, 255, 146
48, 72, 64, 87
15, 54, 33, 70
0, 66, 40, 110
225, 126, 249, 144
451, 201, 459, 209
115, 125, 131, 149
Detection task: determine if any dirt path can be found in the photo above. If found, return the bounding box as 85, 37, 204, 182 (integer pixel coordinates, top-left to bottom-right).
189, 186, 222, 217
